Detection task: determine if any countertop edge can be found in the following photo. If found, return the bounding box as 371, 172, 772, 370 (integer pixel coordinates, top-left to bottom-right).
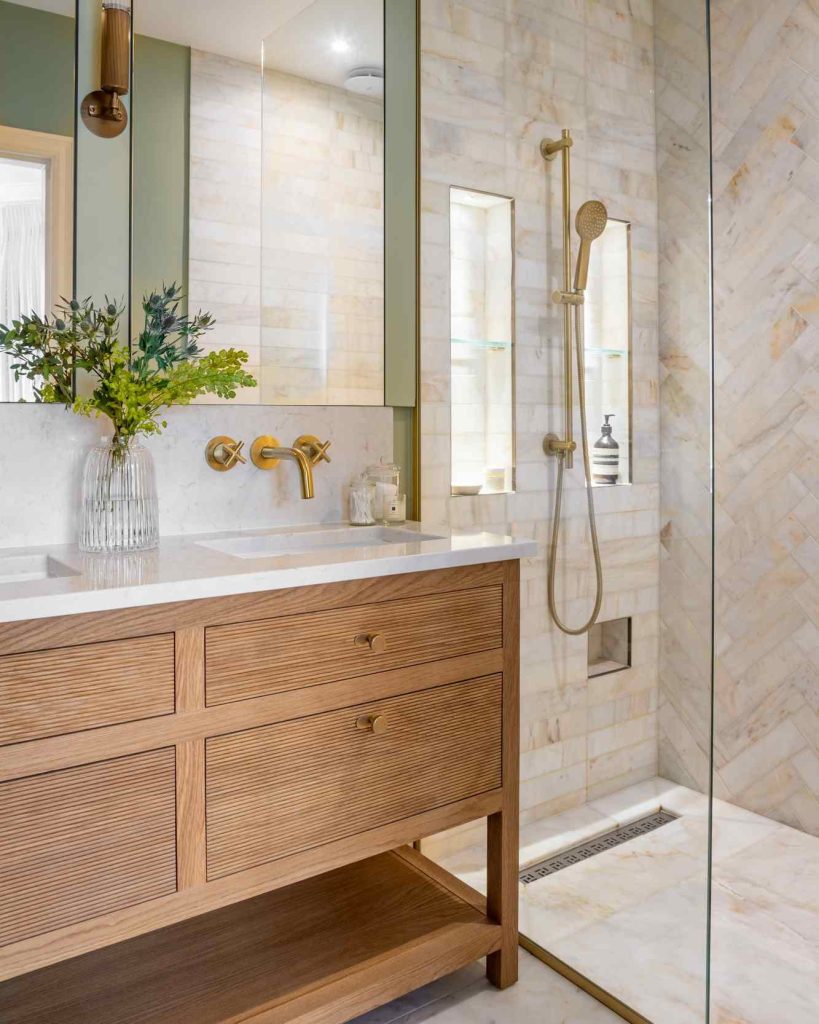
0, 540, 537, 625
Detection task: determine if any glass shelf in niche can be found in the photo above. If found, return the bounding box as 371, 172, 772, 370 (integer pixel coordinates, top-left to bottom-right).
585, 345, 628, 357
451, 337, 513, 351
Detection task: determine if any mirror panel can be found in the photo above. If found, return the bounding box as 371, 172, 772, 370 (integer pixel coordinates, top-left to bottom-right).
261, 3, 384, 404
131, 0, 394, 406
0, 0, 75, 402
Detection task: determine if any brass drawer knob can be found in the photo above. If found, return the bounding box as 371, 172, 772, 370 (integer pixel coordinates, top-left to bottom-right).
354, 632, 387, 654
355, 714, 386, 734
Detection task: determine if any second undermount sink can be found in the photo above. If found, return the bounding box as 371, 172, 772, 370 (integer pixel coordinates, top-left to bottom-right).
198, 526, 444, 561
0, 554, 79, 585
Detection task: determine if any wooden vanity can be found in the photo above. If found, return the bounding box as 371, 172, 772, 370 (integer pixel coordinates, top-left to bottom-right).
0, 559, 519, 1023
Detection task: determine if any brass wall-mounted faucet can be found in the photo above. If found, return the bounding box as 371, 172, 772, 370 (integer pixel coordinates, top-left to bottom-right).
250, 435, 332, 499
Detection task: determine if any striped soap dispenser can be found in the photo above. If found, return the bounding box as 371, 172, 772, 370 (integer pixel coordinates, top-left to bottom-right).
592, 414, 619, 485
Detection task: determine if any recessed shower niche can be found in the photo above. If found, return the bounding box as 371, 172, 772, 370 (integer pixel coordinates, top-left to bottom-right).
587, 616, 632, 678
449, 187, 515, 496
584, 219, 632, 486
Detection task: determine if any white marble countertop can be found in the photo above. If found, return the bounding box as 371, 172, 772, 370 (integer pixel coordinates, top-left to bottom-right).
0, 522, 537, 624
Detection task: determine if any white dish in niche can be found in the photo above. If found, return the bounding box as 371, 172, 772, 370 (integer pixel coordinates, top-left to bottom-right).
452, 484, 483, 496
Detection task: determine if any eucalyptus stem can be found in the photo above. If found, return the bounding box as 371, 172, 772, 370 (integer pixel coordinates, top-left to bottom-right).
0, 285, 256, 439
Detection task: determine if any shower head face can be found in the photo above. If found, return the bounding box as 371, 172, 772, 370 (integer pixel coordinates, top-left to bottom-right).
576, 200, 608, 242
574, 200, 609, 291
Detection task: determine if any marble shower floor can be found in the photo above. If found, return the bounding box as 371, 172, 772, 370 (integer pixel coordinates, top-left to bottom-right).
425, 777, 819, 1024
349, 950, 622, 1023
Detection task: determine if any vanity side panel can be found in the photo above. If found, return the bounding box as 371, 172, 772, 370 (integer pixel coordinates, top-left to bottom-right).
0, 634, 175, 746
0, 748, 177, 947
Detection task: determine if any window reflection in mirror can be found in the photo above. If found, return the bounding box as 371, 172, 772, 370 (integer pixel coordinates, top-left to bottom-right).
0, 0, 75, 403
449, 188, 515, 497
131, 0, 386, 406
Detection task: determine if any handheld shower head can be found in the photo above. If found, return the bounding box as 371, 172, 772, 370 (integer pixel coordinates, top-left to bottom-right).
573, 200, 608, 292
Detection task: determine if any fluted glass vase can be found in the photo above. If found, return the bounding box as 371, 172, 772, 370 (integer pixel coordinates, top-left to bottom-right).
80, 437, 159, 553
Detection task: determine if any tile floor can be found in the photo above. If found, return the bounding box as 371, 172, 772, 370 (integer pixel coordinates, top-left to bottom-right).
350, 950, 621, 1023
424, 777, 819, 1024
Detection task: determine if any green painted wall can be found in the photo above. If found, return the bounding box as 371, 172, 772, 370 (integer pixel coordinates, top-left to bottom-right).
75, 0, 130, 309
0, 1, 74, 138
384, 0, 417, 409
132, 36, 191, 319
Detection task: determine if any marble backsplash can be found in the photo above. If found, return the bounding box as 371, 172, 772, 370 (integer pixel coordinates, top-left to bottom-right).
0, 404, 393, 549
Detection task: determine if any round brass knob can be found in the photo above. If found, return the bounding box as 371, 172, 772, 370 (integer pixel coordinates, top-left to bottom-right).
355, 632, 387, 653
356, 714, 386, 734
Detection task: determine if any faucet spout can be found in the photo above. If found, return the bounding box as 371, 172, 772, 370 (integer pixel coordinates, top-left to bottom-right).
259, 445, 314, 499
250, 434, 331, 499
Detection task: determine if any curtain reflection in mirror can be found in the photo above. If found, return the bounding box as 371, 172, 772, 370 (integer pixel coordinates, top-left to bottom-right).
0, 158, 46, 402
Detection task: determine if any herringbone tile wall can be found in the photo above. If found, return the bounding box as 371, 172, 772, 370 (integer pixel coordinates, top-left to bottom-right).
659, 0, 819, 835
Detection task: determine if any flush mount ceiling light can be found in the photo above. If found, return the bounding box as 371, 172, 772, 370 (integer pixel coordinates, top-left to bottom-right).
81, 1, 131, 139
330, 38, 350, 54
344, 67, 384, 98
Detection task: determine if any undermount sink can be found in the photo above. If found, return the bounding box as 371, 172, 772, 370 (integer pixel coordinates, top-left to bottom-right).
198, 526, 444, 561
0, 554, 79, 585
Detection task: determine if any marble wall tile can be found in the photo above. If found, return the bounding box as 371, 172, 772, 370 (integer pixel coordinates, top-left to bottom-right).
420, 0, 661, 836
657, 0, 819, 836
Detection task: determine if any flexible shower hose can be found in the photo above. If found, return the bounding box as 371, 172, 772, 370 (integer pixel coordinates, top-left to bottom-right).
547, 301, 604, 635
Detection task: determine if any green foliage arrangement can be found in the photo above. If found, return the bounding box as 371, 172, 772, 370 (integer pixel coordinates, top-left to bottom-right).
0, 284, 256, 444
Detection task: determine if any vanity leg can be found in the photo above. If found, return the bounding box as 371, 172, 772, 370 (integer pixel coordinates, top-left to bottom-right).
486, 561, 520, 990
486, 807, 519, 988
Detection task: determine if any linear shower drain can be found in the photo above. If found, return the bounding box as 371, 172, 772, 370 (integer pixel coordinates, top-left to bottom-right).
519, 809, 678, 883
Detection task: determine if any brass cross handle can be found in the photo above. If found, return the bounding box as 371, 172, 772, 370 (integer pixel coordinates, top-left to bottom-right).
295, 435, 332, 466
206, 436, 247, 472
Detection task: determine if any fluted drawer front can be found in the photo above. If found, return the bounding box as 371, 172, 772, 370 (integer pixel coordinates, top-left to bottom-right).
0, 634, 175, 746
205, 585, 503, 706
0, 749, 177, 947
206, 675, 502, 879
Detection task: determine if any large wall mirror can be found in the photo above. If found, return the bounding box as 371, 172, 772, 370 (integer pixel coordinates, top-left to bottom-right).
0, 0, 75, 402
0, 0, 416, 407
131, 0, 416, 407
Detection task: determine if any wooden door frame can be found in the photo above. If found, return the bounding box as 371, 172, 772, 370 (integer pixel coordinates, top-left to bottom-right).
0, 124, 74, 307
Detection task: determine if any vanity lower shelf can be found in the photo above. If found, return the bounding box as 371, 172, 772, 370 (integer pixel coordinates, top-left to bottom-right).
0, 849, 501, 1024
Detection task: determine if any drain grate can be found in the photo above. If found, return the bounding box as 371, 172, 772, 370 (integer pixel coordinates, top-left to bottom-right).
519, 810, 679, 884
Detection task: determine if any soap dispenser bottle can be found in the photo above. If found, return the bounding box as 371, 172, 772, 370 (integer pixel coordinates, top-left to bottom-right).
593, 414, 619, 485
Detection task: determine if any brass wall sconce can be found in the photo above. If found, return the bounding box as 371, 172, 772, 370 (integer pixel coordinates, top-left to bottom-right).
81, 1, 132, 138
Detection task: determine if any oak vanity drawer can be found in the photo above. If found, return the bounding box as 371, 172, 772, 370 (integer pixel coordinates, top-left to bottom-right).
205, 585, 503, 705
0, 748, 177, 947
206, 674, 503, 879
0, 634, 175, 747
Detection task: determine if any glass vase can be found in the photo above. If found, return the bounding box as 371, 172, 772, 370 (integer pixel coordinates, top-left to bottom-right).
80, 437, 159, 553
